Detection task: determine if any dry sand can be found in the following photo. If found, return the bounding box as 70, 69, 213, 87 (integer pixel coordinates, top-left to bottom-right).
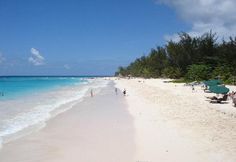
0, 78, 236, 162
115, 78, 236, 162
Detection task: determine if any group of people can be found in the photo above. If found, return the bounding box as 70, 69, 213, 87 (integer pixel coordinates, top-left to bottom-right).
115, 88, 126, 96
90, 88, 127, 98
206, 90, 236, 106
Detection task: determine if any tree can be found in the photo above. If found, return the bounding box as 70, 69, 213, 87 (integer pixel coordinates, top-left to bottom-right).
185, 64, 211, 81
115, 31, 236, 84
162, 67, 181, 79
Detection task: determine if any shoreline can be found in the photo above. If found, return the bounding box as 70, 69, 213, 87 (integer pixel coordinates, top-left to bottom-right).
0, 82, 136, 162
0, 77, 109, 150
0, 78, 236, 162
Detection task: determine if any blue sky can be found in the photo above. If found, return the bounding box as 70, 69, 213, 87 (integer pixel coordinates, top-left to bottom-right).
0, 0, 235, 76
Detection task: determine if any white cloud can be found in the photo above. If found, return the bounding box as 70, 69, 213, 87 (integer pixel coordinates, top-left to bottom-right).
157, 0, 236, 41
28, 48, 45, 66
164, 33, 180, 42
64, 64, 71, 70
0, 53, 6, 64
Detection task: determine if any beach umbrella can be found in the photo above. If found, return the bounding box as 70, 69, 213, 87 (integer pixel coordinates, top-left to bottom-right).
203, 79, 222, 86
209, 85, 229, 94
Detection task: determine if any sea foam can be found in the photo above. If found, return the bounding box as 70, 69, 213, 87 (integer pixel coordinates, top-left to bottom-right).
0, 77, 109, 148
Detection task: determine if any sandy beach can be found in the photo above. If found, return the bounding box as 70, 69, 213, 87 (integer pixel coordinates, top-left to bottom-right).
2, 0, 236, 161
0, 78, 236, 162
0, 82, 135, 162
115, 78, 236, 162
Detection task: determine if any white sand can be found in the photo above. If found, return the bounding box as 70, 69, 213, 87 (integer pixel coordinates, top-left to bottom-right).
1, 78, 236, 162
115, 78, 236, 162
0, 84, 135, 162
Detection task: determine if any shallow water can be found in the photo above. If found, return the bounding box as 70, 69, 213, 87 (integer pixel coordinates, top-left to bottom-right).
0, 76, 109, 148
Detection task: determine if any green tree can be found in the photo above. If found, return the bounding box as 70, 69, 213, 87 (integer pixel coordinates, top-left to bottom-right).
185, 64, 211, 81
115, 32, 236, 84
162, 67, 181, 79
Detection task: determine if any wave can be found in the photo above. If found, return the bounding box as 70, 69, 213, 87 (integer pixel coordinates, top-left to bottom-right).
0, 78, 109, 148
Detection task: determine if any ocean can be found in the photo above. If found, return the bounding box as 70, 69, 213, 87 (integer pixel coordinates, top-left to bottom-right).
0, 76, 108, 149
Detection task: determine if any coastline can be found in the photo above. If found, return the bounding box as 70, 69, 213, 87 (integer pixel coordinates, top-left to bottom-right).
0, 78, 236, 162
0, 81, 136, 162
0, 77, 108, 149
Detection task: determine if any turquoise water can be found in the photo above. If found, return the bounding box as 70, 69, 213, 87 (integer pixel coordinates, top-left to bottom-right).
0, 76, 109, 148
0, 76, 87, 100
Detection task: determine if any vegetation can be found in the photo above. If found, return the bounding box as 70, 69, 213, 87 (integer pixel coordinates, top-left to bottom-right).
115, 32, 236, 84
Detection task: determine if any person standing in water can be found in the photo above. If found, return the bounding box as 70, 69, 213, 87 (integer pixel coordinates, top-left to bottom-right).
90, 89, 94, 97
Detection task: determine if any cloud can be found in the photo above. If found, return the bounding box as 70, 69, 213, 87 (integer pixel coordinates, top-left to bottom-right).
64, 64, 71, 70
28, 48, 45, 66
157, 0, 236, 41
0, 53, 6, 64
163, 33, 180, 42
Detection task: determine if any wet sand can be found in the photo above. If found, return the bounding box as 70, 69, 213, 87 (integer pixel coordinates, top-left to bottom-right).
0, 83, 135, 162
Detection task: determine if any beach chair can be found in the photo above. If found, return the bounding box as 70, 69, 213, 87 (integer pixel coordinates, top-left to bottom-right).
206, 96, 218, 100
210, 95, 228, 103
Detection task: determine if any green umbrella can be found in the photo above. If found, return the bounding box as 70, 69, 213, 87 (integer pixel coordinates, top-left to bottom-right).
209, 85, 229, 94
203, 79, 222, 86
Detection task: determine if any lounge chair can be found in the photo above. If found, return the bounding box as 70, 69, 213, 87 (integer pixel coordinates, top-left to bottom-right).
210, 94, 228, 103
206, 96, 218, 100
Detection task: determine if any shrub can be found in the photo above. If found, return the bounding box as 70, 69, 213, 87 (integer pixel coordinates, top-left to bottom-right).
185, 64, 211, 81
163, 67, 181, 79
211, 66, 232, 83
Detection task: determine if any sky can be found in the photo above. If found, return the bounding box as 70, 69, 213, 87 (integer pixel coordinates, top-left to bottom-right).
0, 0, 235, 76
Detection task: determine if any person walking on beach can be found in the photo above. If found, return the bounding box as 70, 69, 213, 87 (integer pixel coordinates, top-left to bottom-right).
90, 89, 94, 97
192, 85, 195, 92
123, 89, 126, 96
115, 88, 118, 95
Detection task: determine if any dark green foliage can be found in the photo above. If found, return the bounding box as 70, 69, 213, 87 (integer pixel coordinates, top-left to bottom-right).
115, 32, 236, 84
162, 67, 181, 79
211, 66, 232, 83
185, 64, 211, 81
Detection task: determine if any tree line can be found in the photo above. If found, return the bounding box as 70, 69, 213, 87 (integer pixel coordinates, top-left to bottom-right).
115, 32, 236, 84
